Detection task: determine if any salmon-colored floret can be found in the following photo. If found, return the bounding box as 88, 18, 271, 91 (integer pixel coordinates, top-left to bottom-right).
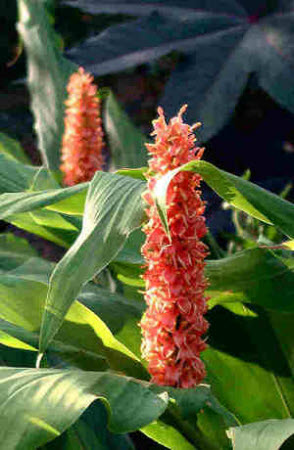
60, 67, 104, 185
140, 105, 209, 388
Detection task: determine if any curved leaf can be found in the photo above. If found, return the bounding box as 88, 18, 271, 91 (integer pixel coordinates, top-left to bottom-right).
153, 160, 294, 239
17, 0, 77, 170
206, 248, 294, 312
0, 154, 38, 193
104, 92, 147, 169
0, 367, 168, 449
255, 14, 294, 115
0, 233, 37, 271
160, 26, 249, 141
0, 254, 146, 377
0, 132, 30, 164
40, 171, 145, 352
66, 11, 242, 76
228, 418, 294, 450
0, 184, 87, 220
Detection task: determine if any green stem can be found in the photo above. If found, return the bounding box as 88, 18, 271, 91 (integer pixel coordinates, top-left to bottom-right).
206, 231, 224, 260
166, 406, 218, 450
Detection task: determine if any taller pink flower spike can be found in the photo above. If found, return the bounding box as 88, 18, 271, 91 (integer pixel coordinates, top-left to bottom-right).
60, 67, 104, 186
140, 105, 209, 388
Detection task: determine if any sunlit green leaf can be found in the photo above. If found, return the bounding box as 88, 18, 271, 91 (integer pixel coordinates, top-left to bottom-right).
40, 171, 145, 353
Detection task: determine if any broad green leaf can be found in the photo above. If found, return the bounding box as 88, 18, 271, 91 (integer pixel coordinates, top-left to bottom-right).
204, 303, 294, 425
43, 402, 135, 450
65, 7, 242, 77
227, 418, 294, 450
0, 153, 38, 193
0, 318, 108, 372
79, 284, 144, 358
8, 210, 79, 248
0, 367, 168, 449
161, 27, 250, 141
0, 254, 146, 377
40, 171, 145, 353
104, 91, 147, 170
114, 228, 145, 265
0, 132, 30, 164
17, 0, 76, 170
141, 420, 195, 450
0, 184, 87, 220
0, 233, 37, 271
203, 347, 293, 423
206, 248, 294, 312
154, 160, 294, 239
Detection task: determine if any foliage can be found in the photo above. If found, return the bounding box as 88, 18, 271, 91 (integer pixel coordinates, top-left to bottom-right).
63, 0, 294, 140
0, 0, 294, 449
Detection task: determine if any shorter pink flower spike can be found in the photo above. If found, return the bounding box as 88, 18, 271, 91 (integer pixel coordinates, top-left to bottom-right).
140, 106, 209, 388
60, 67, 104, 186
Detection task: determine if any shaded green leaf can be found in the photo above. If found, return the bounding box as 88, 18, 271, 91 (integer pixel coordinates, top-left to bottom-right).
0, 132, 30, 164
0, 233, 37, 271
0, 153, 38, 193
206, 248, 294, 312
104, 91, 147, 169
17, 0, 76, 170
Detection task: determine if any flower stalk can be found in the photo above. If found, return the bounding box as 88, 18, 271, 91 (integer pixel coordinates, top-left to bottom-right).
60, 67, 104, 186
140, 105, 209, 388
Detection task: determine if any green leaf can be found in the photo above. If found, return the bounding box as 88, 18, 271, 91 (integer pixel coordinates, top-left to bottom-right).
0, 367, 168, 449
65, 7, 242, 77
0, 132, 30, 164
8, 210, 79, 248
17, 0, 77, 170
116, 167, 148, 181
43, 402, 135, 450
0, 233, 37, 271
40, 171, 145, 353
104, 91, 148, 170
204, 303, 294, 424
0, 254, 146, 377
79, 284, 144, 358
0, 318, 109, 372
141, 420, 195, 450
0, 184, 88, 220
228, 418, 294, 450
154, 160, 294, 239
0, 153, 38, 193
206, 248, 294, 312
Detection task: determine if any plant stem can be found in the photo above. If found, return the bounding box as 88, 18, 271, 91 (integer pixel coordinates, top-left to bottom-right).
166, 406, 218, 450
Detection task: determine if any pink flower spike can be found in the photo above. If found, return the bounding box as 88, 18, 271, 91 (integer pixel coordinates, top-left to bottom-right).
60, 67, 104, 186
140, 106, 209, 388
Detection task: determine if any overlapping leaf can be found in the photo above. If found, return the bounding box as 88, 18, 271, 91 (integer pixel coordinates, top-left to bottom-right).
0, 367, 168, 449
153, 160, 294, 239
17, 0, 77, 170
40, 171, 145, 352
104, 92, 147, 169
228, 418, 294, 450
63, 0, 294, 139
0, 132, 30, 164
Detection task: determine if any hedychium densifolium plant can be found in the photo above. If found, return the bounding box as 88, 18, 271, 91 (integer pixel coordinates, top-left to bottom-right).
0, 1, 294, 448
